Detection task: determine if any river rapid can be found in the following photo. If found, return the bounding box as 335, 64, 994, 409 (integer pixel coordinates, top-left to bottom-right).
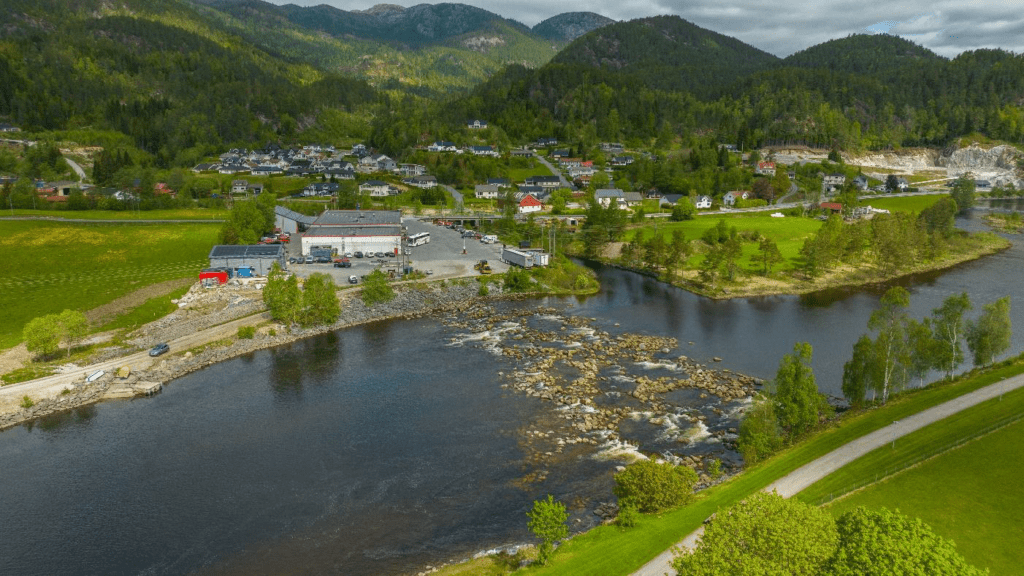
1, 209, 1022, 575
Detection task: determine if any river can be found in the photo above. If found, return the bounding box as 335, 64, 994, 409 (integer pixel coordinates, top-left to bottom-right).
1, 208, 1021, 575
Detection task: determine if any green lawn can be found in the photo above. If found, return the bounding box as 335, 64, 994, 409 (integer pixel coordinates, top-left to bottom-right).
0, 220, 220, 349
825, 417, 1024, 575
507, 357, 1024, 575
624, 215, 823, 272
860, 194, 945, 214
4, 208, 228, 220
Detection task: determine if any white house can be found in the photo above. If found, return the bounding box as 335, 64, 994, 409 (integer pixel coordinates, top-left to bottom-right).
403, 175, 437, 189
756, 161, 776, 176
359, 180, 391, 197
695, 195, 712, 209
475, 184, 501, 199
467, 119, 488, 129
594, 188, 627, 208
469, 145, 499, 157
822, 173, 846, 194
723, 190, 750, 206
428, 141, 459, 153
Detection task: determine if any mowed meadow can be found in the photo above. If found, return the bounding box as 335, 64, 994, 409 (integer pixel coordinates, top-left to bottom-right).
0, 220, 220, 349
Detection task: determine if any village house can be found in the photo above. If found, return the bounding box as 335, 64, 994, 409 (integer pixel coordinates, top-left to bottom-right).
428, 141, 459, 153
695, 195, 712, 209
611, 156, 634, 166
467, 119, 488, 129
231, 180, 248, 195
524, 175, 562, 188
594, 188, 627, 209
303, 182, 338, 197
474, 184, 501, 199
558, 157, 583, 169
822, 173, 846, 194
510, 148, 533, 158
723, 190, 750, 206
623, 191, 644, 207
550, 149, 571, 159
469, 145, 499, 157
397, 163, 426, 177
497, 193, 543, 214
403, 175, 437, 189
756, 161, 776, 176
600, 142, 625, 154
853, 175, 869, 191
487, 178, 511, 189
359, 180, 392, 197
534, 137, 558, 147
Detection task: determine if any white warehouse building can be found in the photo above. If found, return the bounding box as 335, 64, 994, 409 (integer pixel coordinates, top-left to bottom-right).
299, 210, 404, 256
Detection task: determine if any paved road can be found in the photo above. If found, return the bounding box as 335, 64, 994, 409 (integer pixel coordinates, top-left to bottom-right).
0, 311, 271, 413
533, 153, 573, 189
633, 371, 1024, 576
0, 216, 225, 223
65, 157, 87, 181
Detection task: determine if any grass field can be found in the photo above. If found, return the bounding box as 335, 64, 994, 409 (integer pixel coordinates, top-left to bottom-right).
861, 194, 945, 214
624, 215, 823, 272
825, 417, 1024, 575
0, 220, 220, 350
436, 356, 1024, 576
4, 208, 228, 220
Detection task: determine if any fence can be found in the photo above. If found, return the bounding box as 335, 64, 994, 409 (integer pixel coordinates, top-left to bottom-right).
809, 407, 1024, 506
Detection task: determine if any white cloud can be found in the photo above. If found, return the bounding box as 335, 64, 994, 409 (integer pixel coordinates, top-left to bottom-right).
265, 0, 1024, 58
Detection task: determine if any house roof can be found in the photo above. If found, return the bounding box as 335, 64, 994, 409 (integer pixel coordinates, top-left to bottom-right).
820, 202, 843, 210
623, 192, 643, 202
361, 180, 388, 187
209, 244, 286, 259
595, 188, 625, 199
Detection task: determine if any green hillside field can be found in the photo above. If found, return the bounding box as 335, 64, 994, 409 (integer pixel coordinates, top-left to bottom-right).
0, 220, 219, 350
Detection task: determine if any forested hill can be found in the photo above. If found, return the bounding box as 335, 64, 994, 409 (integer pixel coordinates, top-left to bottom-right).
188, 0, 562, 93
550, 15, 779, 95
782, 34, 946, 76
0, 0, 379, 165
532, 12, 616, 42
448, 24, 1024, 153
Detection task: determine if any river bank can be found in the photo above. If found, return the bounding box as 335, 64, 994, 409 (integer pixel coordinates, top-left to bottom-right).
594, 230, 1010, 300
0, 280, 492, 431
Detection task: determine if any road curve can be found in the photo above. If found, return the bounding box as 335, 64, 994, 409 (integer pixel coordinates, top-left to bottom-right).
633, 371, 1024, 576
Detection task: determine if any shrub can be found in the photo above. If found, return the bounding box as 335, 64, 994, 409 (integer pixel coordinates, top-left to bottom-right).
478, 284, 489, 296
613, 459, 698, 513
617, 503, 641, 528
21, 395, 34, 409
237, 326, 256, 339
361, 269, 395, 306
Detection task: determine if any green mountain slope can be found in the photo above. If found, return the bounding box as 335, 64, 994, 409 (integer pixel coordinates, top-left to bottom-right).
782, 34, 946, 76
0, 0, 378, 163
550, 15, 780, 95
190, 0, 560, 93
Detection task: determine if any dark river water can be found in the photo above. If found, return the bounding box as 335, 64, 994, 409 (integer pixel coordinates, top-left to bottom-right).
1, 208, 1021, 576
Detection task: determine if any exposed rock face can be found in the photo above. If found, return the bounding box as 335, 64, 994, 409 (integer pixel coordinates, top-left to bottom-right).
532, 12, 615, 42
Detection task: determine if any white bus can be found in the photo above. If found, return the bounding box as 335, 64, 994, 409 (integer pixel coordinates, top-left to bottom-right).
406, 232, 430, 247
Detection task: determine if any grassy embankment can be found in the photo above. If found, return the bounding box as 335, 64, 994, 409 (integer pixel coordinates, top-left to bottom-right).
619, 195, 1008, 299
2, 208, 228, 220
434, 355, 1024, 575
477, 256, 600, 296
0, 220, 220, 352
819, 394, 1024, 575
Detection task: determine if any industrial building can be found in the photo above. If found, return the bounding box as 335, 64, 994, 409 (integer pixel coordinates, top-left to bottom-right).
208, 244, 286, 276
299, 210, 404, 256
274, 205, 316, 235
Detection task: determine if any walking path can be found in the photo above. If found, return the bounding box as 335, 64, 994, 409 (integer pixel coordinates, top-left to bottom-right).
633, 371, 1024, 576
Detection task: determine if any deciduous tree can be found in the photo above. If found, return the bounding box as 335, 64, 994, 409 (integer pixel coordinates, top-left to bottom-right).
672, 491, 839, 576
613, 459, 698, 513
966, 296, 1012, 366
526, 495, 568, 565
772, 342, 831, 439
737, 395, 784, 464
868, 287, 911, 403
299, 273, 340, 327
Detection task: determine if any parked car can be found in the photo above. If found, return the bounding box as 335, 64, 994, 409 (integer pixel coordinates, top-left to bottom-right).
333, 259, 351, 268
354, 251, 363, 258
315, 256, 331, 263
149, 343, 170, 357
304, 256, 313, 264
344, 252, 353, 258
348, 275, 359, 284
288, 257, 297, 264
385, 251, 394, 258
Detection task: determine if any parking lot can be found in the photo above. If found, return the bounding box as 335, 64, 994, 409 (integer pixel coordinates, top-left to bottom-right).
283, 217, 509, 284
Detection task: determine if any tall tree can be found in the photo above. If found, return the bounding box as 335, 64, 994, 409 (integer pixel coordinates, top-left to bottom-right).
526, 495, 568, 565
737, 395, 784, 464
299, 273, 341, 327
867, 287, 911, 404
842, 335, 877, 407
966, 296, 1012, 367
755, 237, 783, 276
772, 342, 830, 439
930, 292, 972, 379
949, 175, 976, 214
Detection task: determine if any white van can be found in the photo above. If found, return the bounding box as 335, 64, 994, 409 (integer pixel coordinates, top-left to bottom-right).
482, 235, 498, 244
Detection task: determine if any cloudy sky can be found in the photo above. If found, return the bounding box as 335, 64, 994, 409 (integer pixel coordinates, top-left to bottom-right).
268, 0, 1024, 58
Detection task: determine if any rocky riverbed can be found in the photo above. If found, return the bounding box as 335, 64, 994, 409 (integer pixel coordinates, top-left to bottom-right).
444, 302, 763, 488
